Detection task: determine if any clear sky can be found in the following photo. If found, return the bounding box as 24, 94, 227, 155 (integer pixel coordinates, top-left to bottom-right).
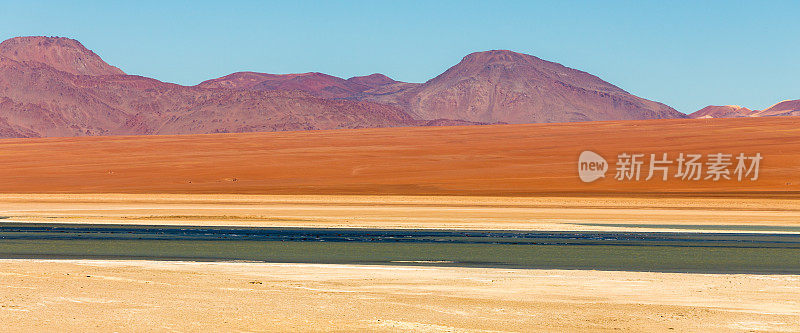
1, 0, 797, 113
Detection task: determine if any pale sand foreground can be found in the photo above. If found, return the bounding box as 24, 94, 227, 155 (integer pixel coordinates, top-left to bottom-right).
0, 260, 798, 332
1, 194, 799, 232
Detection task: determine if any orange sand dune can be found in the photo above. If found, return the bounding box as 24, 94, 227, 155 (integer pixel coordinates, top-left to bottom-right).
0, 117, 798, 195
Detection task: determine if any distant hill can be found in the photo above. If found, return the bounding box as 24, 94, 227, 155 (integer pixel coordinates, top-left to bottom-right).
755, 100, 800, 117
689, 105, 753, 119
689, 100, 800, 119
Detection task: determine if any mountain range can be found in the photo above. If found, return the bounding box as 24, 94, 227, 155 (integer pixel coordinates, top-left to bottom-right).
200, 50, 685, 124
0, 36, 793, 139
689, 100, 800, 119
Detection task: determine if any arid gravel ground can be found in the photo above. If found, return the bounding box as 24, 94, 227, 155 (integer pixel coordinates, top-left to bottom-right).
0, 259, 798, 332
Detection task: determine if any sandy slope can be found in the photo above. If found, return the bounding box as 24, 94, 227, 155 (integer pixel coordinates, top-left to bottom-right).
0, 260, 797, 332
0, 117, 798, 195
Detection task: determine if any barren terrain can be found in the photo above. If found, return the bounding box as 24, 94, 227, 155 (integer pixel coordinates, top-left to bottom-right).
1, 260, 798, 332
0, 117, 798, 195
2, 116, 799, 332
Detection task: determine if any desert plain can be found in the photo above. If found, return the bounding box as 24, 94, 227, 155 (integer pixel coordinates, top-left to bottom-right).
2, 259, 800, 332
1, 117, 800, 332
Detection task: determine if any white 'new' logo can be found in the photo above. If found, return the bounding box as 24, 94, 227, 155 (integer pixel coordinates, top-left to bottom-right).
578, 151, 608, 183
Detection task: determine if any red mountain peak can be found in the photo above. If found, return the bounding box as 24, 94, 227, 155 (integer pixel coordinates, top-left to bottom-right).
370, 49, 684, 123
0, 36, 124, 76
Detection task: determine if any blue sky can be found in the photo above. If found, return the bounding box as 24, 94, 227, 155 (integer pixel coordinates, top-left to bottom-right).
1, 0, 797, 113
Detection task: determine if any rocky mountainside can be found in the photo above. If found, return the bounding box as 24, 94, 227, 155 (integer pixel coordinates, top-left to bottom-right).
356, 50, 686, 123
0, 36, 124, 76
199, 72, 365, 99
0, 37, 416, 138
202, 50, 687, 124
1, 36, 702, 138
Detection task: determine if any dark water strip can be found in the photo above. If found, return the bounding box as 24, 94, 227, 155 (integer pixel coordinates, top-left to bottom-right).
1, 223, 799, 274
